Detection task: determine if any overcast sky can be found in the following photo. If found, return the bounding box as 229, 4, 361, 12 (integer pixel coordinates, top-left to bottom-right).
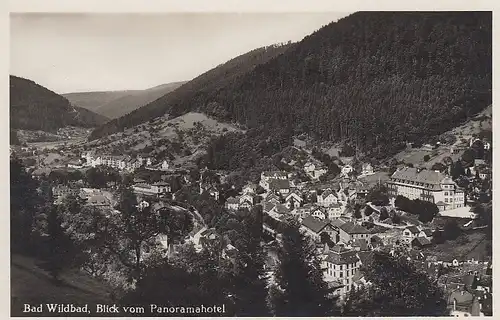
10, 13, 350, 94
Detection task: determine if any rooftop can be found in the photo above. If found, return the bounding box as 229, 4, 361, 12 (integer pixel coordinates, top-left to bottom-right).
301, 216, 330, 234
340, 221, 370, 235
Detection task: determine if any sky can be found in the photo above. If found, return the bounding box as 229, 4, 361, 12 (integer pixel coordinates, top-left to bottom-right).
10, 13, 350, 94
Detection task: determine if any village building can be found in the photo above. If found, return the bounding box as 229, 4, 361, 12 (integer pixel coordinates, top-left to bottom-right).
225, 197, 240, 211
338, 222, 371, 243
386, 167, 465, 212
341, 165, 354, 177
133, 181, 171, 196
300, 216, 337, 243
284, 191, 303, 209
402, 226, 421, 243
304, 162, 327, 180
360, 163, 374, 176
317, 188, 339, 207
267, 179, 291, 195
242, 183, 258, 195
321, 245, 362, 297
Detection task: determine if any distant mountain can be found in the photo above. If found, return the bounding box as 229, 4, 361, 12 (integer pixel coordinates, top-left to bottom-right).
10, 75, 109, 132
64, 81, 186, 119
89, 43, 292, 139
90, 12, 491, 160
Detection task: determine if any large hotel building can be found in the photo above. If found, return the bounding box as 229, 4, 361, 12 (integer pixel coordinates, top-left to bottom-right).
386, 167, 465, 211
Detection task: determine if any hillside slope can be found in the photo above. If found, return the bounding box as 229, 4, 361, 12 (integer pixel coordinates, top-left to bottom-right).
10, 76, 109, 132
89, 43, 293, 139
90, 12, 491, 159
64, 81, 186, 119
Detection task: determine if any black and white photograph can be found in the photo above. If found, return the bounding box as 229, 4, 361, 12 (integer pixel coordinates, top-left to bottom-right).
9, 9, 492, 317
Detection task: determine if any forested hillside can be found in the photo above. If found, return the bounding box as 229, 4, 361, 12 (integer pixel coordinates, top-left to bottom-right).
90, 12, 491, 159
64, 81, 186, 119
10, 76, 109, 132
89, 43, 293, 139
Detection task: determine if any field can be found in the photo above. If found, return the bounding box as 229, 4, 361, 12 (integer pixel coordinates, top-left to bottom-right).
11, 255, 112, 316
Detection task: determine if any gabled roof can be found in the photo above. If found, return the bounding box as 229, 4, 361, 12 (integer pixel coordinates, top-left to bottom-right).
269, 179, 290, 190
301, 216, 331, 234
412, 237, 432, 246
263, 202, 276, 213
421, 229, 433, 237
340, 221, 370, 235
325, 246, 360, 265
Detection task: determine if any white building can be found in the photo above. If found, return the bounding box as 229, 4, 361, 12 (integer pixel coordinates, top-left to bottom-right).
387, 167, 465, 212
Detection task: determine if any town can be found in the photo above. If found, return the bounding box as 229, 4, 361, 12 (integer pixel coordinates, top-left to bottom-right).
10, 129, 493, 316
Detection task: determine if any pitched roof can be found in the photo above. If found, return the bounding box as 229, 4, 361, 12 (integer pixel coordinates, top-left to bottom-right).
390, 167, 451, 190
421, 229, 433, 237
340, 221, 370, 234
412, 237, 432, 246
325, 246, 360, 265
301, 216, 330, 234
263, 202, 276, 213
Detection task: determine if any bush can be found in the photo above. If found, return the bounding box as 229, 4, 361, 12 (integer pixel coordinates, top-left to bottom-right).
423, 155, 431, 162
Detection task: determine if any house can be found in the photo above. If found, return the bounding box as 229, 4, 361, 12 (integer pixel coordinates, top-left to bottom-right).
269, 204, 290, 218
360, 163, 374, 176
448, 290, 482, 316
260, 171, 288, 189
321, 245, 361, 297
311, 207, 327, 220
386, 167, 465, 211
341, 165, 354, 177
317, 189, 338, 207
402, 226, 420, 243
300, 216, 337, 242
133, 182, 171, 196
284, 191, 303, 209
239, 194, 254, 205
242, 183, 258, 195
418, 229, 433, 241
304, 162, 327, 180
225, 197, 240, 211
200, 184, 220, 200
291, 203, 315, 220
86, 195, 111, 207
326, 203, 343, 219
338, 222, 371, 243
161, 160, 170, 171
267, 179, 291, 195
264, 192, 281, 205
262, 202, 277, 215
412, 237, 432, 248
239, 200, 253, 210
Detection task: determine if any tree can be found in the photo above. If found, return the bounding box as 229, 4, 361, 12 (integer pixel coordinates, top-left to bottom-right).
11, 157, 41, 254
431, 162, 446, 172
450, 160, 465, 179
432, 229, 446, 244
461, 149, 475, 166
379, 207, 389, 220
423, 155, 430, 162
45, 205, 75, 281
85, 167, 108, 188
269, 218, 339, 316
353, 206, 362, 219
320, 232, 335, 247
343, 251, 447, 316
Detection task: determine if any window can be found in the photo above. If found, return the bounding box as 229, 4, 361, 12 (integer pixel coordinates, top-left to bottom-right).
444, 191, 448, 196
340, 272, 343, 278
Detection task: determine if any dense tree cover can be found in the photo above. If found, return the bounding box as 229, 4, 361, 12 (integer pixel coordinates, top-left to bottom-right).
343, 251, 447, 316
122, 205, 270, 316
91, 12, 490, 160
85, 167, 120, 188
394, 195, 439, 223
367, 184, 389, 206
89, 44, 292, 139
10, 76, 109, 132
472, 202, 492, 239
202, 128, 292, 182
11, 157, 42, 253
269, 218, 339, 316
